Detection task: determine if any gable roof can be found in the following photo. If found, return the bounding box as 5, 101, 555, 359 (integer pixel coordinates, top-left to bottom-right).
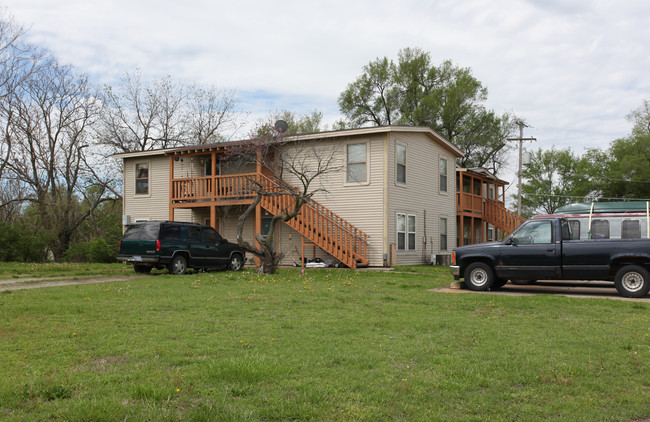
113, 126, 464, 159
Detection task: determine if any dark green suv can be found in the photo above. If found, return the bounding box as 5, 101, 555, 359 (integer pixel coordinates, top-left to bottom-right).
117, 221, 245, 274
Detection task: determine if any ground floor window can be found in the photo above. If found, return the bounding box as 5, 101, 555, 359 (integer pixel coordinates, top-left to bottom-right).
397, 213, 416, 250
440, 218, 447, 250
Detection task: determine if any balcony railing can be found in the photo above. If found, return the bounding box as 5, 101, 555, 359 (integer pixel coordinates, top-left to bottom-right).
171, 173, 258, 202
456, 192, 486, 214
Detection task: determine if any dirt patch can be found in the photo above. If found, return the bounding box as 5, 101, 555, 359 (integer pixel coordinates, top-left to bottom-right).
0, 275, 145, 291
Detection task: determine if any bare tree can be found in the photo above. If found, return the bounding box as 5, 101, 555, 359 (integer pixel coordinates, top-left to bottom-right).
3, 57, 108, 260
0, 8, 43, 211
99, 70, 242, 153
225, 124, 341, 274
189, 85, 240, 144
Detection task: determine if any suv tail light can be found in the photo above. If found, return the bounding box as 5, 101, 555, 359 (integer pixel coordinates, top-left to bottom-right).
451, 251, 456, 265
156, 240, 161, 252
119, 240, 121, 251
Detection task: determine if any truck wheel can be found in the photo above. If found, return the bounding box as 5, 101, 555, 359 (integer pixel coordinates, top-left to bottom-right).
464, 262, 493, 291
169, 255, 188, 275
228, 253, 244, 271
614, 265, 650, 298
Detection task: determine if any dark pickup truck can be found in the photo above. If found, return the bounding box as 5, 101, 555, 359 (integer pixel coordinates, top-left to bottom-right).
450, 216, 650, 298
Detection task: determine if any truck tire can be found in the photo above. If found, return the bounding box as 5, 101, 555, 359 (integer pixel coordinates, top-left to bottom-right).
614, 265, 650, 298
169, 255, 188, 275
464, 262, 493, 291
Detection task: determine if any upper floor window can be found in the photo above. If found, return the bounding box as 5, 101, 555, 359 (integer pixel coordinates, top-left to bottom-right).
439, 158, 447, 192
135, 163, 149, 194
347, 143, 367, 183
397, 213, 416, 250
396, 144, 406, 184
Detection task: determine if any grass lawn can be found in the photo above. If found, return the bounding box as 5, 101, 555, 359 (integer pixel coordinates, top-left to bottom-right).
0, 262, 132, 279
1, 264, 649, 421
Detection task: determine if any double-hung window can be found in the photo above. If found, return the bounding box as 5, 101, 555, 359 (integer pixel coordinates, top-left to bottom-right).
135, 163, 149, 194
397, 213, 416, 250
440, 218, 448, 250
439, 158, 447, 192
346, 143, 367, 183
396, 144, 406, 184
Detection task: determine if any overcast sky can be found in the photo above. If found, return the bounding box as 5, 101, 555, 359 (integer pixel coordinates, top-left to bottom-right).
3, 0, 649, 186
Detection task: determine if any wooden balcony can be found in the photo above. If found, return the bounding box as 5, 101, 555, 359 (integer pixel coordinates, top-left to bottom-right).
457, 191, 485, 215
169, 172, 369, 268
171, 173, 258, 205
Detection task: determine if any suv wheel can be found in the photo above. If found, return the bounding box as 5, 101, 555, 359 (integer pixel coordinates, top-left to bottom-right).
228, 254, 244, 271
133, 264, 152, 274
169, 255, 188, 275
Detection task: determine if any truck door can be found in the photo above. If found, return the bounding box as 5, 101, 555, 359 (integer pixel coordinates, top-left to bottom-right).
498, 219, 560, 280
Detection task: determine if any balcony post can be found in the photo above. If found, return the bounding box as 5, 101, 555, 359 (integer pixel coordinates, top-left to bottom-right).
169, 154, 174, 220
211, 151, 217, 201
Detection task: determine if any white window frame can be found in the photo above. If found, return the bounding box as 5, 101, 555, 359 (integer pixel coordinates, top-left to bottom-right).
439, 157, 448, 193
397, 213, 416, 251
396, 143, 406, 185
135, 161, 150, 196
345, 142, 369, 185
440, 217, 448, 251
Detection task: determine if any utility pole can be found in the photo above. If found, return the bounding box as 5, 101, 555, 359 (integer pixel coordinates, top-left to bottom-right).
507, 121, 536, 216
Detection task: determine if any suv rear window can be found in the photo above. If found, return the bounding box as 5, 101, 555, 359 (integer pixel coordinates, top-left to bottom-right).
122, 223, 160, 240
160, 224, 182, 241
121, 225, 143, 240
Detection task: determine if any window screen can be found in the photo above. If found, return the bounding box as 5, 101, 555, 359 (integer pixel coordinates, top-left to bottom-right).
622, 219, 641, 239
590, 219, 610, 239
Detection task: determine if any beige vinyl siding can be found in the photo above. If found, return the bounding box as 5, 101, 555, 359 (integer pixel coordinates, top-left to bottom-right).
280, 134, 386, 266
387, 132, 457, 265
123, 155, 190, 224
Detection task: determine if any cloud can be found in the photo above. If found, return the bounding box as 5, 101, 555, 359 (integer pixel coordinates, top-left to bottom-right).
4, 0, 649, 161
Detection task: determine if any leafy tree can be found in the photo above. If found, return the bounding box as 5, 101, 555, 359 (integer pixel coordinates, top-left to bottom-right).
266, 109, 325, 135
338, 47, 517, 172
594, 100, 650, 200
519, 148, 586, 216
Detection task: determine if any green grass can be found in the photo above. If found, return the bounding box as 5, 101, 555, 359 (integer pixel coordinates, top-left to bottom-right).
0, 265, 649, 421
0, 262, 132, 279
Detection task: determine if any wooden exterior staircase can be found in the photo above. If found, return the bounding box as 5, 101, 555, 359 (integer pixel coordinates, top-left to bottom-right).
484, 198, 525, 235
257, 175, 369, 269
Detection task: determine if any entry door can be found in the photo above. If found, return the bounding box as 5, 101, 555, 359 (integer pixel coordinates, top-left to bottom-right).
204, 158, 221, 176
497, 220, 560, 280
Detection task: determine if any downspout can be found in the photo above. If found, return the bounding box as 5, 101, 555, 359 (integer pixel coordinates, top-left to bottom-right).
383, 133, 390, 266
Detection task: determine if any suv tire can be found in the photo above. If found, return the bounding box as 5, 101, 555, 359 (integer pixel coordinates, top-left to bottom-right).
228, 253, 244, 271
134, 264, 152, 274
169, 255, 188, 275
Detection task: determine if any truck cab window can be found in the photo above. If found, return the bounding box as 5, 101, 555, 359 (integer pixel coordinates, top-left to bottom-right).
561, 219, 573, 240
513, 220, 552, 244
